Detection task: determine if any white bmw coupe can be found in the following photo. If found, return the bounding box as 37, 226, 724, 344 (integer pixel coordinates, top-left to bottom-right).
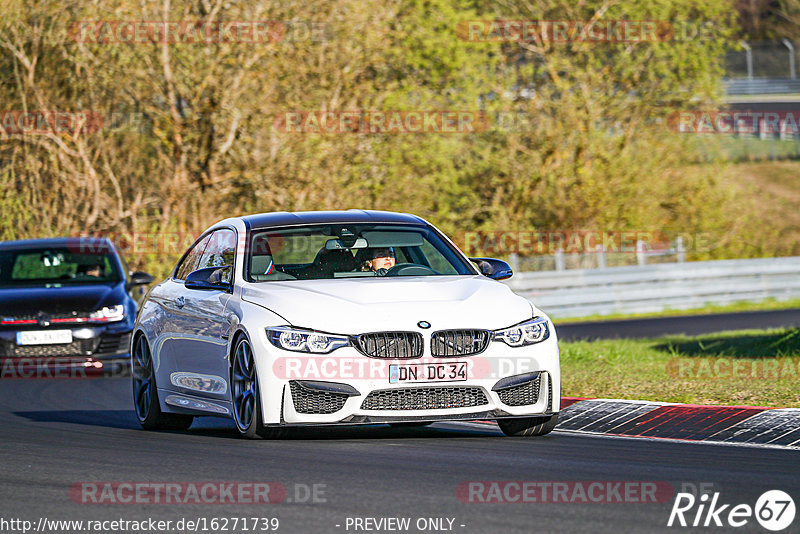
131, 210, 560, 438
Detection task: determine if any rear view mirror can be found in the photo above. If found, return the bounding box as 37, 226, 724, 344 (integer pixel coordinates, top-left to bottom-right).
129, 271, 154, 286
185, 266, 232, 291
325, 238, 368, 250
470, 257, 513, 280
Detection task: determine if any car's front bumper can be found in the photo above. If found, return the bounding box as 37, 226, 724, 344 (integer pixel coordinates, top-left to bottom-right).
279, 371, 556, 425
253, 324, 561, 426
0, 324, 132, 375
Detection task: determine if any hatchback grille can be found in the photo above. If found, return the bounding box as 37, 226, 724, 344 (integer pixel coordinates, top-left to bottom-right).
289, 381, 349, 414
431, 329, 490, 357
361, 386, 488, 411
0, 338, 97, 357
496, 375, 541, 407
352, 332, 423, 359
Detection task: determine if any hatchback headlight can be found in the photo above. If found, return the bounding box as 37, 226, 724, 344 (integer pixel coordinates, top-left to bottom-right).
493, 317, 549, 347
88, 304, 125, 323
266, 326, 350, 354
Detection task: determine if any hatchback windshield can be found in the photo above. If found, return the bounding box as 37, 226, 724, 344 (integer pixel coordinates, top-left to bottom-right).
248, 224, 475, 281
0, 247, 121, 287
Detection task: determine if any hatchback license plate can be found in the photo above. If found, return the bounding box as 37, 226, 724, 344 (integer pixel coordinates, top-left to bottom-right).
389, 362, 467, 384
16, 330, 73, 346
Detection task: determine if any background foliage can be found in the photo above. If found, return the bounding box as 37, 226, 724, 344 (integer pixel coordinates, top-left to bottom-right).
0, 0, 780, 278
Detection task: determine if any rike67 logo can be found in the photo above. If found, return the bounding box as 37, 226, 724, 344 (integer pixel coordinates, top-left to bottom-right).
668, 490, 795, 531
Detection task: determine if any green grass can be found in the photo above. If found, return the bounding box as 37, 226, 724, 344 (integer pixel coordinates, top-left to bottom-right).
709, 136, 800, 161
552, 297, 800, 324
560, 328, 800, 407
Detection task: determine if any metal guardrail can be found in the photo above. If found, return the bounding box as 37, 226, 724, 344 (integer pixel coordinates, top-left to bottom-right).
724, 78, 800, 95
508, 237, 687, 272
504, 256, 800, 318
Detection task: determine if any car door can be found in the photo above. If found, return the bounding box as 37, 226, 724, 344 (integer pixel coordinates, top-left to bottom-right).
170, 228, 236, 398
152, 233, 211, 386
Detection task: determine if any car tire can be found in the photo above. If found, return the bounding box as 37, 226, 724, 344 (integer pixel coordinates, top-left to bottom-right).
497, 414, 558, 437
231, 335, 287, 440
132, 334, 194, 431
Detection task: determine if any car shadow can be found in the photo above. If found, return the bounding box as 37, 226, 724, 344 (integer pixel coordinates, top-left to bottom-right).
190, 422, 503, 440
651, 329, 800, 358
14, 409, 504, 440
15, 409, 141, 429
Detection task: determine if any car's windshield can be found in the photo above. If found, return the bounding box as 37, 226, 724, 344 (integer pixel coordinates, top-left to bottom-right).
248, 224, 475, 281
0, 247, 121, 287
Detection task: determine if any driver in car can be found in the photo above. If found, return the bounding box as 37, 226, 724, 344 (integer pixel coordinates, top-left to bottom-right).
360, 247, 396, 273
77, 264, 104, 278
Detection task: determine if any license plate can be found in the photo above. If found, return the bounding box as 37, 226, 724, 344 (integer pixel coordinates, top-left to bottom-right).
389, 362, 467, 384
16, 330, 73, 346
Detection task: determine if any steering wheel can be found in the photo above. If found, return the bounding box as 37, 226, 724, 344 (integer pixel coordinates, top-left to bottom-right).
380, 263, 437, 277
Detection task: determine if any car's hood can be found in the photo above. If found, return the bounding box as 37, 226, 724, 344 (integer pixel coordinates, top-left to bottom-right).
241, 275, 535, 334
0, 283, 123, 316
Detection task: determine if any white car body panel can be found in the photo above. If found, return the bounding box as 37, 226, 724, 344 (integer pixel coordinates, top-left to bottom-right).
132, 211, 561, 430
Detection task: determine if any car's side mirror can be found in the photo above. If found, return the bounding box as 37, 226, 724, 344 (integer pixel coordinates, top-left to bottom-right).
185, 266, 232, 292
129, 271, 155, 286
470, 257, 513, 281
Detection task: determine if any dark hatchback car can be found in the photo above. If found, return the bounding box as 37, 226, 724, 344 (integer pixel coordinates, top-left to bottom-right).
0, 237, 153, 372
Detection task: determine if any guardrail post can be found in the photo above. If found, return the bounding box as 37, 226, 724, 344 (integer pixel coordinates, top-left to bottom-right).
783, 39, 796, 79
509, 253, 519, 273
795, 131, 799, 157
554, 248, 565, 271
596, 244, 606, 269
741, 41, 753, 80
636, 240, 647, 266
676, 236, 686, 263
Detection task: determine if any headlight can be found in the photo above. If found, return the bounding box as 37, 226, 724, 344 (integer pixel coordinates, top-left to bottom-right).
88, 304, 125, 323
493, 317, 549, 347
266, 326, 350, 354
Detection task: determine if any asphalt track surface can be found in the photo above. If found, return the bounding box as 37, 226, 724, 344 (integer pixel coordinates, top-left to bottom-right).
1, 378, 798, 534
556, 308, 800, 341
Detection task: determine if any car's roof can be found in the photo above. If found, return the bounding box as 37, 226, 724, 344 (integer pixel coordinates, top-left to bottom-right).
0, 237, 114, 252
240, 209, 428, 230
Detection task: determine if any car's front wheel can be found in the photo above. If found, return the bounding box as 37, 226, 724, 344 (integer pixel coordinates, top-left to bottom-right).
231, 336, 287, 439
497, 414, 558, 437
132, 334, 194, 431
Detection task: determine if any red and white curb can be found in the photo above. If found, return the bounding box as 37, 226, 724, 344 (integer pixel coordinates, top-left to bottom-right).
555, 397, 800, 449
